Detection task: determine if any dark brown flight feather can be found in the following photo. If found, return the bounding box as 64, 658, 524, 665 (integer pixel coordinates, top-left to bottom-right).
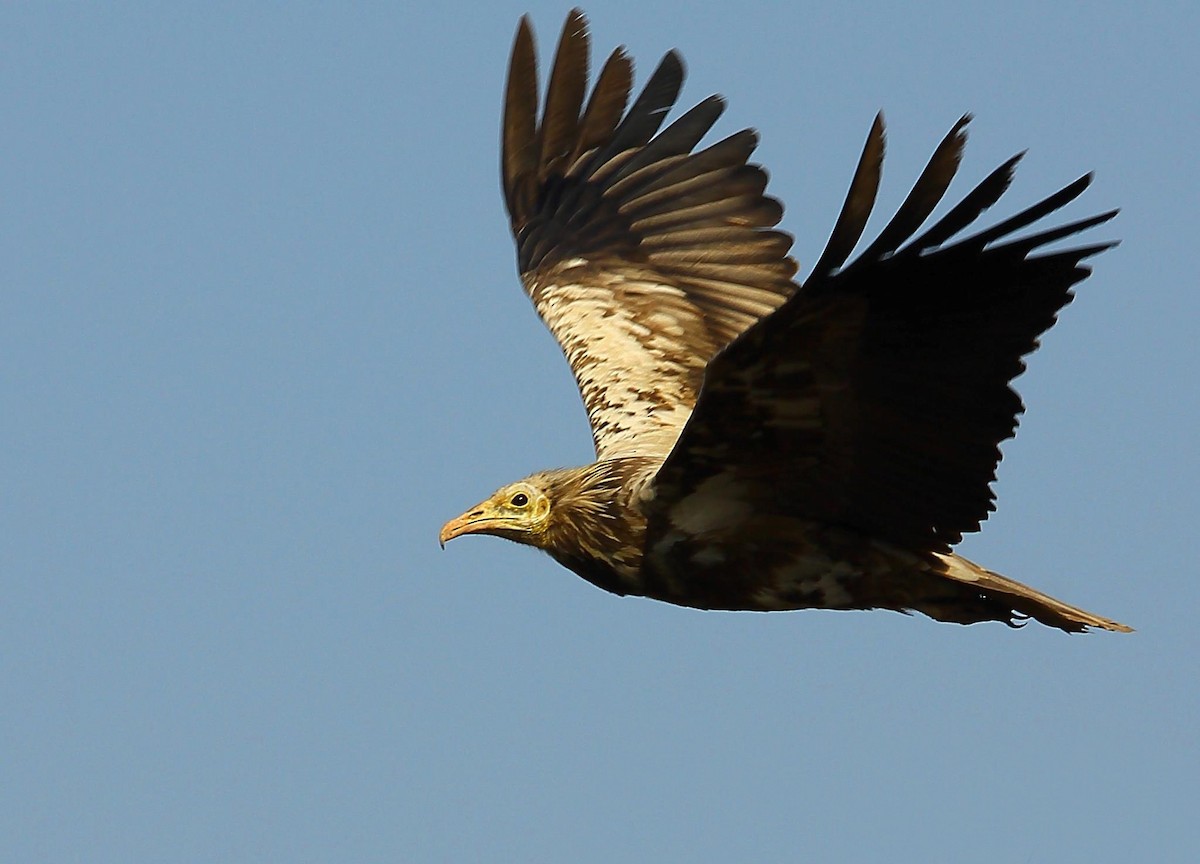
441, 9, 1129, 634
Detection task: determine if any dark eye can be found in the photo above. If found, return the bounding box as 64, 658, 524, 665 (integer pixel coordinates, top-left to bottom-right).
510, 493, 529, 507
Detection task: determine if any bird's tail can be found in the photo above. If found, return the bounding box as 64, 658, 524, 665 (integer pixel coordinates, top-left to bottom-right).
930, 552, 1132, 633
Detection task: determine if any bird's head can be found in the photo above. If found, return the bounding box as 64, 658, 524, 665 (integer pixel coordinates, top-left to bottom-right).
439, 477, 553, 549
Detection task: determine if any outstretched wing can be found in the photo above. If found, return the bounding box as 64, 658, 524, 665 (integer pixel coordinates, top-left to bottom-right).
646, 114, 1117, 553
503, 10, 797, 459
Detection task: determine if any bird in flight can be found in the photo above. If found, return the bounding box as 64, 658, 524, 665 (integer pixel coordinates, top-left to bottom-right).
440, 9, 1130, 632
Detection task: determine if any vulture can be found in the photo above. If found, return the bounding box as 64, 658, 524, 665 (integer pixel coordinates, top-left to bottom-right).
440, 9, 1130, 633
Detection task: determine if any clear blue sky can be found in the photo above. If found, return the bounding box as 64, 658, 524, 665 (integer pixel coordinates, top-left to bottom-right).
3, 2, 1196, 861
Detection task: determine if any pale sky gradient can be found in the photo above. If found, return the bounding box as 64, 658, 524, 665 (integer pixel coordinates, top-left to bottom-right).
3, 2, 1197, 862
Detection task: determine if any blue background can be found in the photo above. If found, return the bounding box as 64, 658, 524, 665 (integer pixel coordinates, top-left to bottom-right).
3, 2, 1196, 861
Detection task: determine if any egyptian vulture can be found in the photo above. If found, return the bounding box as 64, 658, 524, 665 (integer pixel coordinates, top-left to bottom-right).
440, 9, 1129, 633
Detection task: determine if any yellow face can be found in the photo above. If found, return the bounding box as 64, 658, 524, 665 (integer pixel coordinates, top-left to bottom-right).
439, 480, 552, 548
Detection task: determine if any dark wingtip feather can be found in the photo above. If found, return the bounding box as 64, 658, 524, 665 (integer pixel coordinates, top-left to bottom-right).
959, 172, 1096, 251
910, 151, 1025, 251
857, 114, 971, 262
537, 7, 591, 175
503, 16, 540, 222
811, 112, 886, 279
662, 48, 686, 80
584, 47, 685, 173
604, 94, 727, 191
572, 46, 633, 166
1006, 209, 1120, 259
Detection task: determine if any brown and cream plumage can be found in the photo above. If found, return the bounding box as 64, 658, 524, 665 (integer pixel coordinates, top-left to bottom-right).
439, 9, 1130, 633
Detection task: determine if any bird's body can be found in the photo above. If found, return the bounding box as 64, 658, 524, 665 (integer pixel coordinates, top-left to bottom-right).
440, 9, 1131, 633
450, 455, 1123, 632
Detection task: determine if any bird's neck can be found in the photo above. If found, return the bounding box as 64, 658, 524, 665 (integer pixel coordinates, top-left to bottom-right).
539, 457, 657, 593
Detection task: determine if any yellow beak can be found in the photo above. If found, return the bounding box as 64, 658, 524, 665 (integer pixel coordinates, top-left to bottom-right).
439, 501, 505, 548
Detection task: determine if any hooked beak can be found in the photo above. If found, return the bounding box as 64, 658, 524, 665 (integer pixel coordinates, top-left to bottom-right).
439, 502, 504, 548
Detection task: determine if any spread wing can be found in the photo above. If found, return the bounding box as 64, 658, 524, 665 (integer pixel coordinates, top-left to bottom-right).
503, 10, 797, 459
646, 114, 1117, 554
